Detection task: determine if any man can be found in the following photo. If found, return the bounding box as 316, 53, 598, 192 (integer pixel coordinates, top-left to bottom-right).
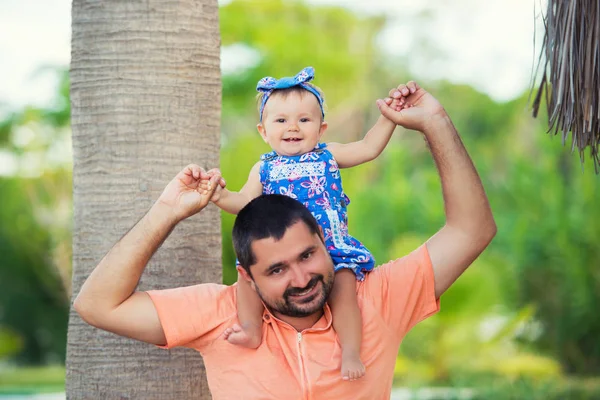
74, 81, 496, 399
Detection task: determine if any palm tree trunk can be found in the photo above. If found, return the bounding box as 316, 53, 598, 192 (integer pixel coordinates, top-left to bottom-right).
66, 1, 220, 398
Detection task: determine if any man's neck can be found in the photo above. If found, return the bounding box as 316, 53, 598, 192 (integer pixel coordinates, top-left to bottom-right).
272, 309, 324, 332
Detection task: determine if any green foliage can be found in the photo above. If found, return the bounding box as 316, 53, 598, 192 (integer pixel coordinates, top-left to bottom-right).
0, 68, 72, 365
0, 70, 70, 152
219, 0, 390, 140
0, 327, 23, 360
487, 97, 600, 375
0, 175, 70, 365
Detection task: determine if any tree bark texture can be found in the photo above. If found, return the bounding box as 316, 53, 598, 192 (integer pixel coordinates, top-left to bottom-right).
66, 1, 221, 398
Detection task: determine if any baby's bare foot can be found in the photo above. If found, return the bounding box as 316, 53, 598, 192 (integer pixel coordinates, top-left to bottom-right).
223, 323, 261, 349
341, 351, 366, 381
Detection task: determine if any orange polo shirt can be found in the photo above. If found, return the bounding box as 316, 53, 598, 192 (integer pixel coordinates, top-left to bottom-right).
147, 245, 439, 400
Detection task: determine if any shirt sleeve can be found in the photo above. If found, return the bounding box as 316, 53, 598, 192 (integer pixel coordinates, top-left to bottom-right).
146, 283, 237, 352
360, 244, 440, 339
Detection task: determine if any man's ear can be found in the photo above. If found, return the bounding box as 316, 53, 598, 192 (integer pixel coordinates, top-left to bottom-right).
237, 265, 256, 291
318, 225, 325, 243
257, 123, 268, 143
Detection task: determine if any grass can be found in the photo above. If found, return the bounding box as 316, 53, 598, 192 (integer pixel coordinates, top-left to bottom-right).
1, 365, 600, 399
456, 376, 600, 400
0, 365, 65, 395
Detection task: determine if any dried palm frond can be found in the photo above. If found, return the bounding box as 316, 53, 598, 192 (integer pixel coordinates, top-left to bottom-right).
531, 0, 600, 172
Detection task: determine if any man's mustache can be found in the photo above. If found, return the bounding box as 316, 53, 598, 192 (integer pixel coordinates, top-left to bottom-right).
284, 275, 323, 297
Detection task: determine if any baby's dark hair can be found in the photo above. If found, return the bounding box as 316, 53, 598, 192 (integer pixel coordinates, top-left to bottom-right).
256, 83, 326, 122
233, 194, 322, 277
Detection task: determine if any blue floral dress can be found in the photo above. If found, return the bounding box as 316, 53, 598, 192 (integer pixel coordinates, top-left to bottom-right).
259, 143, 375, 280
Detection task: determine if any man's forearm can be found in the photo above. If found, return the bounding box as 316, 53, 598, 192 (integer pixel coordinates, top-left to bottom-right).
423, 113, 496, 237
74, 201, 178, 323
422, 112, 496, 298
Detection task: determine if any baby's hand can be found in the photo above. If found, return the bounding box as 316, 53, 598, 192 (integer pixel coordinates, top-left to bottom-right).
387, 96, 413, 112
203, 168, 226, 203
379, 88, 414, 120
390, 97, 402, 112
379, 97, 405, 124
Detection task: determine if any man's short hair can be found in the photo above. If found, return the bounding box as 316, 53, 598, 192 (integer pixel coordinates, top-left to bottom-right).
233, 194, 322, 276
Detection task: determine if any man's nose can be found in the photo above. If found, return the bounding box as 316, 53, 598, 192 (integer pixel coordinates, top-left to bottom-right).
289, 265, 311, 289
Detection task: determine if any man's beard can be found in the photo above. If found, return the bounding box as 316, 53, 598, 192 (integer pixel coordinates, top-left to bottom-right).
256, 270, 334, 317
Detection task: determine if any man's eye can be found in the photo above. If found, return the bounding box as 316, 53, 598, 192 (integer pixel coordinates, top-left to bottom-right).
271, 268, 283, 275
301, 252, 313, 260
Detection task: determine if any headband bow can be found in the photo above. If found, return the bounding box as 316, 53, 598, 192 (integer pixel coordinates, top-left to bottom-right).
256, 66, 325, 122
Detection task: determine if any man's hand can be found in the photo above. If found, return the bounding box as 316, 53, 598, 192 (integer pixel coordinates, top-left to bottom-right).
376, 81, 447, 133
157, 164, 223, 222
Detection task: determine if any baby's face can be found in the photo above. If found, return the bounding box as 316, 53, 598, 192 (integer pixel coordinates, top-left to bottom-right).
258, 91, 327, 157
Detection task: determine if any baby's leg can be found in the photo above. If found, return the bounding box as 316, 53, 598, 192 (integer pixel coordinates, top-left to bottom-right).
223, 272, 263, 348
329, 269, 365, 381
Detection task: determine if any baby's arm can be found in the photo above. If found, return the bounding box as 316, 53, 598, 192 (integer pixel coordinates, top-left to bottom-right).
213, 162, 263, 215
327, 115, 396, 169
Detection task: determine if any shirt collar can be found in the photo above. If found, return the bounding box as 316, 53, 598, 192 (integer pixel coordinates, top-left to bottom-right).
262, 304, 333, 332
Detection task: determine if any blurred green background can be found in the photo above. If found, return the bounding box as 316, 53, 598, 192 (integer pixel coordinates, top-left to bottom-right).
1, 0, 599, 398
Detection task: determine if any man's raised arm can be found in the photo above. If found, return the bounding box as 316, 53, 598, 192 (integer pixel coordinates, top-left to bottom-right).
73, 164, 222, 345
377, 82, 497, 299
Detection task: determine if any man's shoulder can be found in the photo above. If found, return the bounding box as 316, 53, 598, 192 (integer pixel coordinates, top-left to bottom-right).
365, 244, 429, 276
357, 244, 439, 335
357, 245, 432, 296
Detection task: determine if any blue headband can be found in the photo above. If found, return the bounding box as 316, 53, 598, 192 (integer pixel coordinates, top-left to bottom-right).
256, 66, 325, 122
